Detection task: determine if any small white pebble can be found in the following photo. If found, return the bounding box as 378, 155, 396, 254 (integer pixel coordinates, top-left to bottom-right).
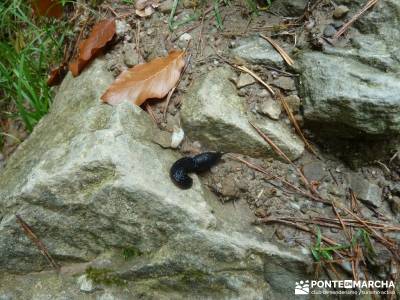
289, 202, 300, 210
115, 20, 130, 37
171, 126, 184, 148
301, 247, 310, 255
179, 33, 192, 43
77, 275, 96, 293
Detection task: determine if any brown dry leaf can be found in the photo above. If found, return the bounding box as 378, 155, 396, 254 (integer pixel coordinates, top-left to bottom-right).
101, 50, 185, 106
69, 19, 116, 77
31, 0, 63, 18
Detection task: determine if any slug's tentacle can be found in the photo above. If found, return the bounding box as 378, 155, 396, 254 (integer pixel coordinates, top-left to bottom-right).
170, 152, 222, 189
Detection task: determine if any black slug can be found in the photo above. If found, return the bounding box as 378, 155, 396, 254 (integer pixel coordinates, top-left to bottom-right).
170, 152, 222, 189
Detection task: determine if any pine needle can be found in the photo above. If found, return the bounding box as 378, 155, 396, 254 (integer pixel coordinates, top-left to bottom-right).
333, 0, 379, 39
16, 214, 60, 271
235, 65, 275, 96
259, 33, 294, 66
278, 94, 318, 157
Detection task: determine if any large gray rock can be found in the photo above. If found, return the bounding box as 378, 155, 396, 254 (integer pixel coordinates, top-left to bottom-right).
181, 67, 304, 160
297, 0, 400, 139
297, 52, 400, 137
231, 36, 284, 68
0, 59, 311, 298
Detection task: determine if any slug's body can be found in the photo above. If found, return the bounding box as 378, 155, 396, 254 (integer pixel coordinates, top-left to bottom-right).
170, 152, 222, 189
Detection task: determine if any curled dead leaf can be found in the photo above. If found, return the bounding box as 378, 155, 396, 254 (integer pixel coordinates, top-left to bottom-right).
69, 19, 116, 77
101, 50, 186, 106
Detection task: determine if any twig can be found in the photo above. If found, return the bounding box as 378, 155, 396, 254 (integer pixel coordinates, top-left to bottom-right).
333, 0, 379, 39
145, 103, 158, 125
334, 201, 400, 259
163, 52, 192, 120
210, 48, 275, 97
277, 93, 318, 156
196, 8, 206, 58
229, 154, 330, 204
235, 65, 275, 96
249, 121, 313, 192
261, 216, 400, 231
332, 202, 352, 242
259, 33, 294, 66
16, 214, 60, 271
259, 218, 346, 250
263, 65, 298, 77
136, 20, 144, 64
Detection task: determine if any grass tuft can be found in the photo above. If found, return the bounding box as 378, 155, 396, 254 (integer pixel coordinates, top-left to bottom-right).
0, 0, 72, 142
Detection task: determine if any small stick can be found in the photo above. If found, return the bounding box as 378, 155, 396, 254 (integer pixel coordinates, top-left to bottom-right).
260, 218, 346, 250
249, 121, 312, 192
229, 154, 330, 204
136, 20, 144, 63
333, 0, 379, 39
263, 65, 298, 77
328, 168, 339, 186
16, 214, 60, 271
259, 33, 294, 66
196, 8, 206, 58
263, 216, 400, 231
332, 202, 352, 242
335, 201, 399, 258
235, 65, 275, 96
163, 52, 192, 120
277, 94, 318, 156
145, 103, 158, 125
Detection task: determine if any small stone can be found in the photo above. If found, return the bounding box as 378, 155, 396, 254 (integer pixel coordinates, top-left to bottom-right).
231, 37, 284, 68
389, 196, 400, 216
182, 0, 200, 8
258, 99, 281, 120
152, 130, 172, 148
323, 25, 337, 38
275, 228, 285, 240
159, 0, 173, 13
115, 20, 130, 37
284, 95, 301, 112
330, 227, 340, 233
220, 176, 239, 198
123, 43, 139, 67
333, 5, 350, 19
179, 33, 192, 43
271, 77, 296, 91
348, 174, 382, 207
305, 18, 315, 30
236, 73, 256, 88
77, 275, 96, 293
332, 20, 344, 29
178, 33, 192, 49
303, 161, 326, 182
